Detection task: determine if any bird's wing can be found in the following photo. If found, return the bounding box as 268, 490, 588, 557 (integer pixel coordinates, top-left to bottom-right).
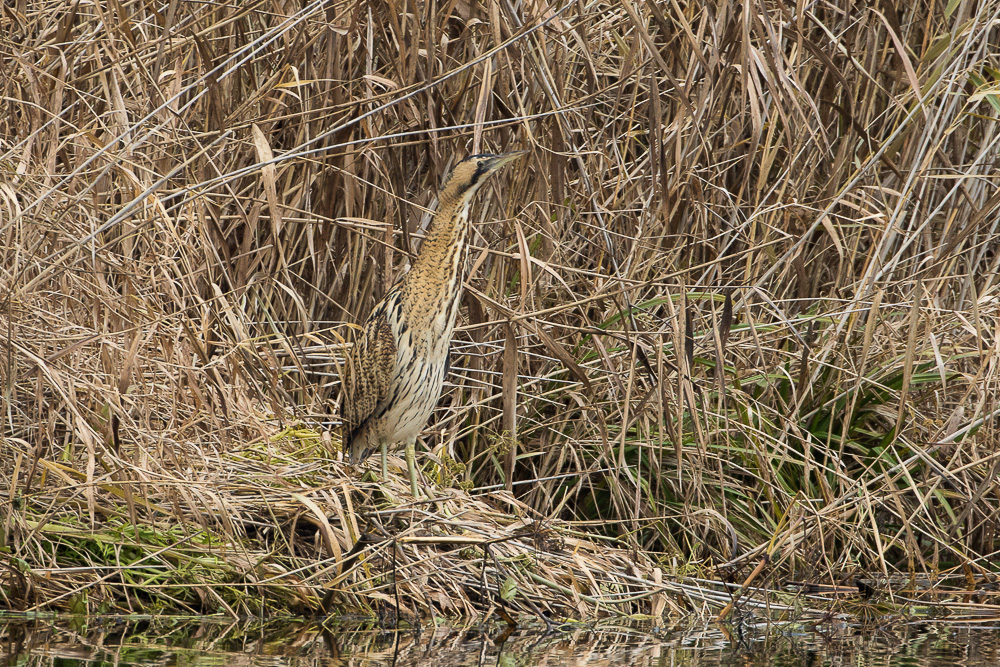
341, 307, 396, 448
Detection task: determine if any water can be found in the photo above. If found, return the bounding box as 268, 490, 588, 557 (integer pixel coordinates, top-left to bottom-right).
3, 616, 1000, 665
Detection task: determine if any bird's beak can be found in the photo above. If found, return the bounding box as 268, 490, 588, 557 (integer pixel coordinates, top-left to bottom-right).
486, 150, 528, 172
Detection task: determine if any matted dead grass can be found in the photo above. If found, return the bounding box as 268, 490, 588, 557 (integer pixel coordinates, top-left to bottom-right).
2, 0, 1000, 619
3, 428, 683, 617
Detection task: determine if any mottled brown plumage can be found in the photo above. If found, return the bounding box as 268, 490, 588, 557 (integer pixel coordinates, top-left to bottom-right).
341, 151, 525, 495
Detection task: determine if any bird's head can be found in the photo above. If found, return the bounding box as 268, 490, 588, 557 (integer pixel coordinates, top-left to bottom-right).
441, 150, 527, 203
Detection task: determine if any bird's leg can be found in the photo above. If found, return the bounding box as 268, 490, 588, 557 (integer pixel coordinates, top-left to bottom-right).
405, 438, 418, 497
381, 441, 388, 482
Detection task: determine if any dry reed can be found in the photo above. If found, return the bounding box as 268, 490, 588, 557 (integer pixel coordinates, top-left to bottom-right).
1, 0, 1000, 619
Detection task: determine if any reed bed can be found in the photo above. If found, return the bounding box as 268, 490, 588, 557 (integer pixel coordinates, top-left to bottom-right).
2, 0, 1000, 619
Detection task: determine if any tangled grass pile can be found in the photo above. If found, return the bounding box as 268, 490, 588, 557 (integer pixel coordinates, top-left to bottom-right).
1, 0, 999, 618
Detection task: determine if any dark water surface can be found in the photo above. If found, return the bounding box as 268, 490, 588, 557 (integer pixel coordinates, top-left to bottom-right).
3, 616, 1000, 666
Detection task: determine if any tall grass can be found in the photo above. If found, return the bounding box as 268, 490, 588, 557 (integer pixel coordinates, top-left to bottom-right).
2, 0, 999, 614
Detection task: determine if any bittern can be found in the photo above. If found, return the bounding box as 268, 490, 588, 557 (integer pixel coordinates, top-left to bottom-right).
341, 151, 526, 496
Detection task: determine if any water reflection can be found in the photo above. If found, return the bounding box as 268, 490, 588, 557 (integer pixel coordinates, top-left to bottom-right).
0, 616, 998, 666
